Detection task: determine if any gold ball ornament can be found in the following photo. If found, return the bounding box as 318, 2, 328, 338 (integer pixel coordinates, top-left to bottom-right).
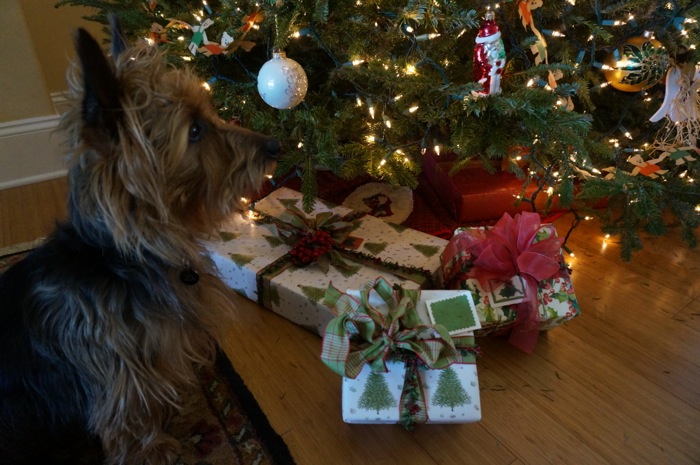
603, 34, 670, 92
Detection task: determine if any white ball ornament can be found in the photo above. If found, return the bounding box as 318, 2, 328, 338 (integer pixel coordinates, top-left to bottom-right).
257, 51, 308, 109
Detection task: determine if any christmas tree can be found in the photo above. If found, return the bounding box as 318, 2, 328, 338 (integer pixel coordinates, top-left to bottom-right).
56, 0, 700, 259
432, 366, 471, 411
358, 372, 397, 414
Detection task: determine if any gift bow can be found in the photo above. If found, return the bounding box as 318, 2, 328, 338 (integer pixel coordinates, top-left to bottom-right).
442, 211, 564, 353
258, 206, 365, 273
320, 277, 477, 428
273, 206, 364, 245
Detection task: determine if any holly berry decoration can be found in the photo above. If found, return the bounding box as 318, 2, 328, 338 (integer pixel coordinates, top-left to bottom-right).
289, 229, 334, 267
603, 32, 670, 92
257, 51, 309, 109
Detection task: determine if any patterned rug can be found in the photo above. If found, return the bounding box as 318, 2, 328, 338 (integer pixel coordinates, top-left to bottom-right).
0, 242, 295, 465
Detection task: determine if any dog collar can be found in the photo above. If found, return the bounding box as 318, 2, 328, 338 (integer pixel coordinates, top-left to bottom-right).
180, 266, 199, 285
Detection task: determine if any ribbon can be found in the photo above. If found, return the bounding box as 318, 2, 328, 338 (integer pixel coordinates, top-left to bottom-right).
442, 211, 564, 353
320, 277, 478, 429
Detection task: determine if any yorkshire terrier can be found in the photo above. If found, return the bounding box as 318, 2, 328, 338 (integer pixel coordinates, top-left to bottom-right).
0, 17, 278, 465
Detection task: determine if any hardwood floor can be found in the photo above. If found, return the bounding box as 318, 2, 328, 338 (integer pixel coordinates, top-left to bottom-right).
2, 178, 699, 465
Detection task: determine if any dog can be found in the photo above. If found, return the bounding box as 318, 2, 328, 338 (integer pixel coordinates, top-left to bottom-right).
0, 17, 279, 465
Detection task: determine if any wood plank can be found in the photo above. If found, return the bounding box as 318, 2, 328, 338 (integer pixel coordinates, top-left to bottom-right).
673, 299, 700, 333
0, 177, 68, 247
563, 313, 700, 407
567, 259, 700, 366
555, 218, 700, 298
481, 336, 698, 464
537, 329, 700, 462
476, 356, 609, 465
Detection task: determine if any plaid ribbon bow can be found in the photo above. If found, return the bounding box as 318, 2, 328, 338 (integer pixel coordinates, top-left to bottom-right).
320, 277, 478, 428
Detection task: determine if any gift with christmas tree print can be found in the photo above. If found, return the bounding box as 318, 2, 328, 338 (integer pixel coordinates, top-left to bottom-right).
320, 277, 481, 428
207, 188, 447, 335
441, 211, 580, 353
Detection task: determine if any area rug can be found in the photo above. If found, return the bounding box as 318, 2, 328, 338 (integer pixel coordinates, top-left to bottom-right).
0, 242, 295, 465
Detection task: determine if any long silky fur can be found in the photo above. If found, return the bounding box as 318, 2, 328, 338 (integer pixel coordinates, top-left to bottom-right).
0, 24, 277, 465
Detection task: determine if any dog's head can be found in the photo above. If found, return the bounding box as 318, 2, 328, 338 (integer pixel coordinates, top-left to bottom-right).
64, 17, 279, 259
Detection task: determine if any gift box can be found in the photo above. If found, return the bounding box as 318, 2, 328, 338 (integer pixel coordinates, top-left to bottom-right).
207, 188, 448, 336
456, 273, 579, 336
321, 278, 482, 428
422, 151, 560, 223
441, 211, 580, 353
343, 360, 481, 425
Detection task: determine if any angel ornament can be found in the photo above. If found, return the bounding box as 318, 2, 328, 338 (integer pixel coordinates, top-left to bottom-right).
650, 63, 700, 156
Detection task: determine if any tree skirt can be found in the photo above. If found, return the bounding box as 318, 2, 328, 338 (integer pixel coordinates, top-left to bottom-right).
342, 182, 414, 224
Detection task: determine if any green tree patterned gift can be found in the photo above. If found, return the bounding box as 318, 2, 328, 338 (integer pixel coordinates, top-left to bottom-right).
321, 277, 481, 428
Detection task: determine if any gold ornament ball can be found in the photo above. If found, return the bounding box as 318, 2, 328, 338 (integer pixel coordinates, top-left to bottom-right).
603, 35, 669, 92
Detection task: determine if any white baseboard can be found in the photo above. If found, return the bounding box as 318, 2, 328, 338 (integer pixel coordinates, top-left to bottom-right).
50, 91, 72, 115
0, 114, 68, 190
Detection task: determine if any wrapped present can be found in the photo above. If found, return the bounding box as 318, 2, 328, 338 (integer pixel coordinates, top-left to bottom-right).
441, 211, 580, 353
321, 278, 481, 429
207, 188, 447, 335
422, 151, 561, 223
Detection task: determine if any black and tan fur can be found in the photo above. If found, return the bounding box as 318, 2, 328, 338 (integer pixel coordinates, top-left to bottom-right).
0, 18, 278, 465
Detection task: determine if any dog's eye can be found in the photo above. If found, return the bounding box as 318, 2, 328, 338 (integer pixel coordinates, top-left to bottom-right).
188, 121, 204, 143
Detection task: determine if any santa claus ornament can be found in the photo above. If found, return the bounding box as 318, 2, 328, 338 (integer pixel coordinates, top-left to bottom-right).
473, 11, 507, 95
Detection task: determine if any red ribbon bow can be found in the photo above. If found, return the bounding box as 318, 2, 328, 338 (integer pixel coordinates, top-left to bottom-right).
443, 211, 564, 353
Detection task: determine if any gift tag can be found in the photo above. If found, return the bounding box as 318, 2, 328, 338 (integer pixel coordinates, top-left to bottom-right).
426, 291, 481, 336
487, 275, 527, 308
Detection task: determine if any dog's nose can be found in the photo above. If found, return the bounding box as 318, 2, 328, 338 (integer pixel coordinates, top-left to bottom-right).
265, 139, 281, 159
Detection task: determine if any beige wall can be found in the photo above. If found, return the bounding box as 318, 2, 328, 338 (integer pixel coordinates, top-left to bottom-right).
0, 2, 105, 187
21, 1, 104, 95
0, 0, 54, 122
0, 1, 104, 123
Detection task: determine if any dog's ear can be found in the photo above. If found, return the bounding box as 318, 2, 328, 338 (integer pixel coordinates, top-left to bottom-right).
108, 14, 128, 58
75, 27, 122, 137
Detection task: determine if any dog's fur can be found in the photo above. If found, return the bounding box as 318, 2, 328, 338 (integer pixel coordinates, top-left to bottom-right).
0, 20, 278, 465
